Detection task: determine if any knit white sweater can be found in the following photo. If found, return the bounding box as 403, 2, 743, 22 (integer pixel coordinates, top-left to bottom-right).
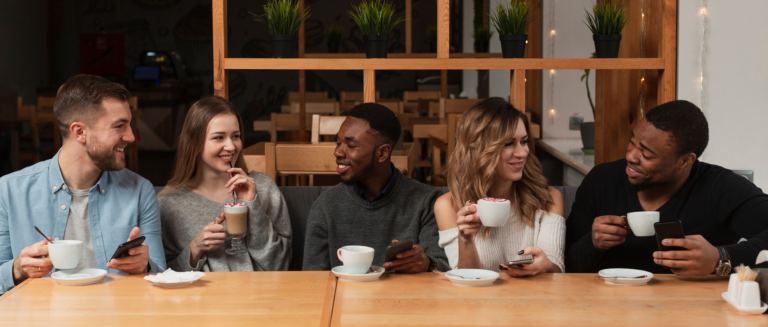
438, 208, 566, 272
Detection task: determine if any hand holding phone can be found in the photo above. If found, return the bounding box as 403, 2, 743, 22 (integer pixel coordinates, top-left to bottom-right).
654, 221, 686, 251
506, 258, 534, 268
385, 240, 414, 262
110, 236, 146, 261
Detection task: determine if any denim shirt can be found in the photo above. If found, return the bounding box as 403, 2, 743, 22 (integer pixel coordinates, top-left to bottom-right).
0, 151, 166, 294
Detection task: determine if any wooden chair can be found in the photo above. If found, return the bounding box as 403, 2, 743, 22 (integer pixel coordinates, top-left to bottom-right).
403, 91, 440, 114
288, 91, 328, 103
311, 114, 346, 143
340, 91, 380, 111
290, 102, 340, 116
438, 98, 486, 118
269, 113, 312, 142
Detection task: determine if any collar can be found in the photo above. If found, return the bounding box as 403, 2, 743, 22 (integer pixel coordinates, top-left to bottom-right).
353, 163, 399, 203
48, 149, 109, 195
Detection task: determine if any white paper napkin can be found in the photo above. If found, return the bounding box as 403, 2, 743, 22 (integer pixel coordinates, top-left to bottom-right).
144, 268, 205, 283
756, 250, 768, 265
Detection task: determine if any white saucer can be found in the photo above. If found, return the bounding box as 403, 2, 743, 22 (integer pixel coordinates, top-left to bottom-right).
598, 268, 654, 286
722, 292, 768, 315
445, 269, 499, 287
146, 280, 196, 288
332, 265, 385, 282
51, 268, 107, 286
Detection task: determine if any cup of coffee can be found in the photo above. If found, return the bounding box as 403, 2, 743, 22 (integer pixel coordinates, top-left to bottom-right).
47, 240, 83, 270
627, 211, 660, 237
476, 197, 511, 227
224, 201, 248, 255
336, 245, 374, 274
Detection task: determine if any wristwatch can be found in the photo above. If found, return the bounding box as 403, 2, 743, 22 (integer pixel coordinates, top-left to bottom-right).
715, 246, 732, 276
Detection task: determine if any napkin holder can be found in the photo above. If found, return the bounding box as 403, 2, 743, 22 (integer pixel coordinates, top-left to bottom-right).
724, 269, 768, 315
756, 269, 768, 308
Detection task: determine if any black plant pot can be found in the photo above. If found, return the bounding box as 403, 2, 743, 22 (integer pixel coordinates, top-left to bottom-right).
327, 41, 340, 53
593, 34, 621, 58
364, 35, 388, 58
580, 122, 595, 150
499, 34, 527, 58
271, 35, 296, 58
474, 40, 489, 53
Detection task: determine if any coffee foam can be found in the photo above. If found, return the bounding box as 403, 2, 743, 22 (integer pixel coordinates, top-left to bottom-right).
480, 197, 510, 203
223, 203, 248, 213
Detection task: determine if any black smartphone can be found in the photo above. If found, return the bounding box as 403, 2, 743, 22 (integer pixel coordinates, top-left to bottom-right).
654, 221, 686, 251
385, 240, 414, 262
506, 258, 534, 268
110, 236, 146, 261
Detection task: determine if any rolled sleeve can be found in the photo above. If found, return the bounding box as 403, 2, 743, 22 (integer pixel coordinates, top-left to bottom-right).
139, 181, 166, 272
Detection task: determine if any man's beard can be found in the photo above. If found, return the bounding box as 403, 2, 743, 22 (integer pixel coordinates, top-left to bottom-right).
87, 136, 124, 171
341, 151, 377, 185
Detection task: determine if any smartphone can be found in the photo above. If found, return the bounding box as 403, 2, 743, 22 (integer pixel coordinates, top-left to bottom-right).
110, 236, 146, 261
654, 221, 686, 251
385, 240, 414, 262
506, 258, 534, 268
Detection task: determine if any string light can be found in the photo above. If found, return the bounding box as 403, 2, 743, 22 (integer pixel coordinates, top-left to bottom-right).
639, 0, 646, 117
550, 69, 555, 74
699, 0, 708, 112
550, 30, 556, 35
549, 109, 556, 124
548, 0, 555, 128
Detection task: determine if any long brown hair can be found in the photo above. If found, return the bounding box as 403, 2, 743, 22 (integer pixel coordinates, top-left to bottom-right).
159, 96, 246, 196
446, 97, 553, 237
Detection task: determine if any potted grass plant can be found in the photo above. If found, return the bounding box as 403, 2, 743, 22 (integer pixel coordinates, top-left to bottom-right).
579, 52, 597, 152
585, 1, 628, 58
489, 0, 536, 58
250, 0, 311, 58
348, 0, 405, 58
473, 26, 493, 53
327, 26, 343, 53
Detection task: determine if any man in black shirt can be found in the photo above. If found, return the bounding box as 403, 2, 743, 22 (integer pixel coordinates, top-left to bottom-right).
566, 100, 768, 275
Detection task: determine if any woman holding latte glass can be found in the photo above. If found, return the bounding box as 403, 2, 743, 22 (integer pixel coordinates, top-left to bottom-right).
434, 98, 565, 276
158, 96, 291, 272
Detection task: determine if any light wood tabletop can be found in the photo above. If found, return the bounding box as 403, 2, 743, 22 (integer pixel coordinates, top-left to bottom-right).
0, 271, 337, 327
330, 273, 767, 327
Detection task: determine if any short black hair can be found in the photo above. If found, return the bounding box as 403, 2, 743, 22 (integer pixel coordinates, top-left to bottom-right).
645, 100, 709, 158
347, 103, 401, 146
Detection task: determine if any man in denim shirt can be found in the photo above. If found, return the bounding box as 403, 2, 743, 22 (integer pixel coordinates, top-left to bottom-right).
0, 75, 165, 294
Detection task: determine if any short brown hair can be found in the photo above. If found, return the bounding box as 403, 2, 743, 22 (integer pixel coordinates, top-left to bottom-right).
54, 74, 131, 138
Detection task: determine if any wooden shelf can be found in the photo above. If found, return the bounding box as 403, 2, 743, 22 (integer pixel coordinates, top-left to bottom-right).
225, 58, 665, 71
304, 53, 504, 59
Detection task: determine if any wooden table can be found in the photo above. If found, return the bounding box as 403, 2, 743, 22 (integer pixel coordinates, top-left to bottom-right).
330, 273, 767, 327
0, 272, 336, 327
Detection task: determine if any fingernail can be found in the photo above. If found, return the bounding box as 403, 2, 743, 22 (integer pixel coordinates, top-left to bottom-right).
662, 239, 670, 245
518, 250, 524, 255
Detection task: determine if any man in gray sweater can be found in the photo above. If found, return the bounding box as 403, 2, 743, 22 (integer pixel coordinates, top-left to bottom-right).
303, 103, 449, 273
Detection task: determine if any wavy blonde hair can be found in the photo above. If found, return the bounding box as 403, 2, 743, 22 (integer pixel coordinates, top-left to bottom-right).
446, 98, 553, 238
158, 96, 246, 197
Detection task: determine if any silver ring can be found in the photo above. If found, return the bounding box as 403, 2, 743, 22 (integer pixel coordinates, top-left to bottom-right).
38, 266, 41, 272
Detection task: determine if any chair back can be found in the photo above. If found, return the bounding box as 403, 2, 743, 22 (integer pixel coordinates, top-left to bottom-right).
288, 91, 328, 103
439, 98, 485, 118
290, 102, 340, 116
353, 100, 403, 114
311, 114, 346, 143
270, 113, 312, 142
403, 91, 440, 103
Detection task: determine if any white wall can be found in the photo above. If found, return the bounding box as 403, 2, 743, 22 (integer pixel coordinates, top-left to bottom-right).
462, 0, 595, 138
678, 0, 768, 191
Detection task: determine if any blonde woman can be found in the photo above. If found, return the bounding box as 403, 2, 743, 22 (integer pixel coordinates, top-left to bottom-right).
435, 98, 565, 276
158, 96, 291, 272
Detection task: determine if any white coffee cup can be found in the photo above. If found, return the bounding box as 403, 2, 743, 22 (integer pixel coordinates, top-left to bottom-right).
47, 240, 83, 270
336, 245, 374, 274
627, 211, 660, 237
475, 198, 511, 227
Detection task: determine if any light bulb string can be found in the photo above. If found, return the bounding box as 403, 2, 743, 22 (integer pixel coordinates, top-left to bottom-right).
699, 0, 708, 113
549, 0, 555, 125
639, 0, 646, 117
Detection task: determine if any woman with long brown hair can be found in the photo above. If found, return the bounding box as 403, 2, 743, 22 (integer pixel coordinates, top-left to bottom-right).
435, 97, 565, 276
158, 96, 291, 272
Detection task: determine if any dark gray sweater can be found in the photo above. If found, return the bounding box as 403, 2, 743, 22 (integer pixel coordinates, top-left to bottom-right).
303, 170, 449, 271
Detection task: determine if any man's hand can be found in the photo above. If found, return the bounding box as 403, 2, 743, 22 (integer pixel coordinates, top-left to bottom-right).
653, 235, 720, 276
12, 239, 53, 284
107, 227, 150, 274
592, 215, 630, 250
383, 240, 430, 274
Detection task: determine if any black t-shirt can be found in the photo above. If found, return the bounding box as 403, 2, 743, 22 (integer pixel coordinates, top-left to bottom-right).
565, 158, 768, 273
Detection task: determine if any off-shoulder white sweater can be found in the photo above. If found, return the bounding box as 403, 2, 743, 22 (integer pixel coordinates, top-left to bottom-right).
438, 208, 566, 272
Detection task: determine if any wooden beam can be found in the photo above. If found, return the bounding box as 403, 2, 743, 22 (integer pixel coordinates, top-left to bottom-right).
441, 70, 448, 97
299, 70, 306, 141
212, 0, 228, 99
225, 58, 666, 71
659, 0, 677, 105
406, 0, 412, 54
437, 0, 449, 58
364, 70, 376, 102
525, 0, 543, 123
304, 53, 505, 58
511, 69, 525, 111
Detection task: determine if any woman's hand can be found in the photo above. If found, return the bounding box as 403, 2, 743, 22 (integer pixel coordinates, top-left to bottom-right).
225, 167, 257, 201
189, 212, 227, 267
456, 201, 483, 240
499, 247, 558, 277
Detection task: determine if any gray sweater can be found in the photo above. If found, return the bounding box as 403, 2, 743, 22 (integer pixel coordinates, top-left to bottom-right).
159, 172, 292, 272
303, 170, 449, 271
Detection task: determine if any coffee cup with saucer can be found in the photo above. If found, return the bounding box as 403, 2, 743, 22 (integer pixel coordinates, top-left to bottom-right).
332, 265, 385, 282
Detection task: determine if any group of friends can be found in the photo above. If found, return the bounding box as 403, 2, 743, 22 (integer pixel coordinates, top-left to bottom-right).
1, 74, 767, 295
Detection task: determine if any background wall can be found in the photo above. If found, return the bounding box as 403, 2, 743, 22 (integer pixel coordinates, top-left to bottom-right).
678, 0, 768, 191
0, 2, 48, 104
